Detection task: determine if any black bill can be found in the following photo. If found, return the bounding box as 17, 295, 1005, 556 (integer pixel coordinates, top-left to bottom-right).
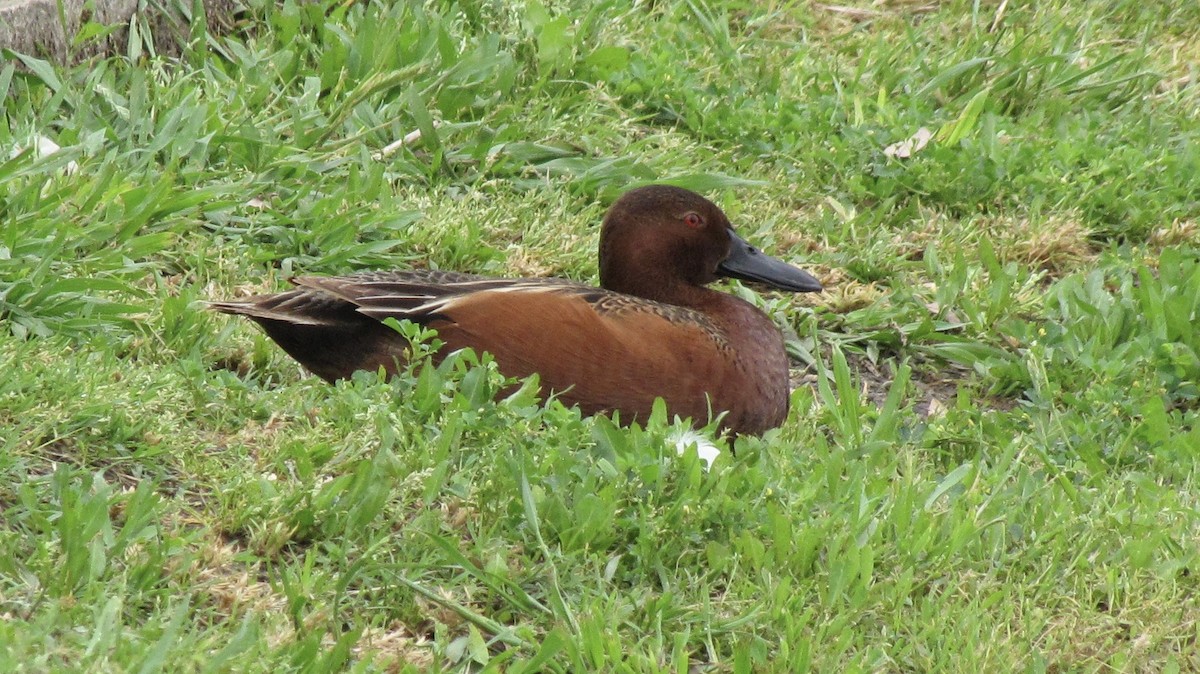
716, 229, 823, 293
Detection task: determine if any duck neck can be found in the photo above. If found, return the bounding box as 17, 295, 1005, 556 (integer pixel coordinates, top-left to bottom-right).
686, 287, 773, 336
644, 280, 718, 309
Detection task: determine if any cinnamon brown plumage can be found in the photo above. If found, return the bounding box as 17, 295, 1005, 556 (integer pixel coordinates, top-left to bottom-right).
210, 185, 822, 435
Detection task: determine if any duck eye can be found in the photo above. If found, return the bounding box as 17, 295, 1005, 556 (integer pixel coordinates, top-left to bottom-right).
683, 212, 704, 229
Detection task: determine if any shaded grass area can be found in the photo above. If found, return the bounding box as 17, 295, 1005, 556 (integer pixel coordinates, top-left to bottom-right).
2, 0, 1199, 671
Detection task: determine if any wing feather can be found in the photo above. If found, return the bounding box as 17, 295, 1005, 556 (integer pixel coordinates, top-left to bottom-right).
213, 269, 737, 426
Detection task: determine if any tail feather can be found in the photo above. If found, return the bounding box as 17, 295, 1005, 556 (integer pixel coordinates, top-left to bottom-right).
208, 287, 408, 381
207, 296, 334, 326
208, 270, 582, 381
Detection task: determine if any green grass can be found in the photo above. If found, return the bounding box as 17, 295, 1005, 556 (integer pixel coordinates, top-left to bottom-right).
2, 0, 1200, 671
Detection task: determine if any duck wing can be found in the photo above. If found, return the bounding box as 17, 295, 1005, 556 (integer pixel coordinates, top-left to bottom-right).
212, 270, 754, 430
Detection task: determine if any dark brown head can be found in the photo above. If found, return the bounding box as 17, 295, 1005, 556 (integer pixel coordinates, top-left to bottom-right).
598, 185, 822, 304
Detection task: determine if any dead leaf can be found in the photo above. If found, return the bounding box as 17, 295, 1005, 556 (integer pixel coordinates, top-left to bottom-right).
925, 396, 947, 419
884, 127, 933, 159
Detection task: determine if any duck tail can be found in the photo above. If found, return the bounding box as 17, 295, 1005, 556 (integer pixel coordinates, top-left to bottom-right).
208, 290, 407, 382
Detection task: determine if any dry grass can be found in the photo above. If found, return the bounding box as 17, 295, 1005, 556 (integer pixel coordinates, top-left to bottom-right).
1149, 219, 1200, 249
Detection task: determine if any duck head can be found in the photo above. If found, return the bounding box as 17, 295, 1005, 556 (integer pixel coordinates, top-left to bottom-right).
598, 185, 822, 302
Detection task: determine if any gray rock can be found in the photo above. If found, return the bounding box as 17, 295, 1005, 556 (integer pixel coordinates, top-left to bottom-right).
0, 0, 240, 64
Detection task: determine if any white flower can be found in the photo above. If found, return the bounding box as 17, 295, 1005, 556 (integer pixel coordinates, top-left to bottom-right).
669, 428, 721, 469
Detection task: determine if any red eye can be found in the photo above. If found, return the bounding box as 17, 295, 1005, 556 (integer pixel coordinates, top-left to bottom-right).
684, 212, 703, 228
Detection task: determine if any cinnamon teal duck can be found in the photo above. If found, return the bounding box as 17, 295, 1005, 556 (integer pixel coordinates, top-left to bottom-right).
210, 185, 822, 435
